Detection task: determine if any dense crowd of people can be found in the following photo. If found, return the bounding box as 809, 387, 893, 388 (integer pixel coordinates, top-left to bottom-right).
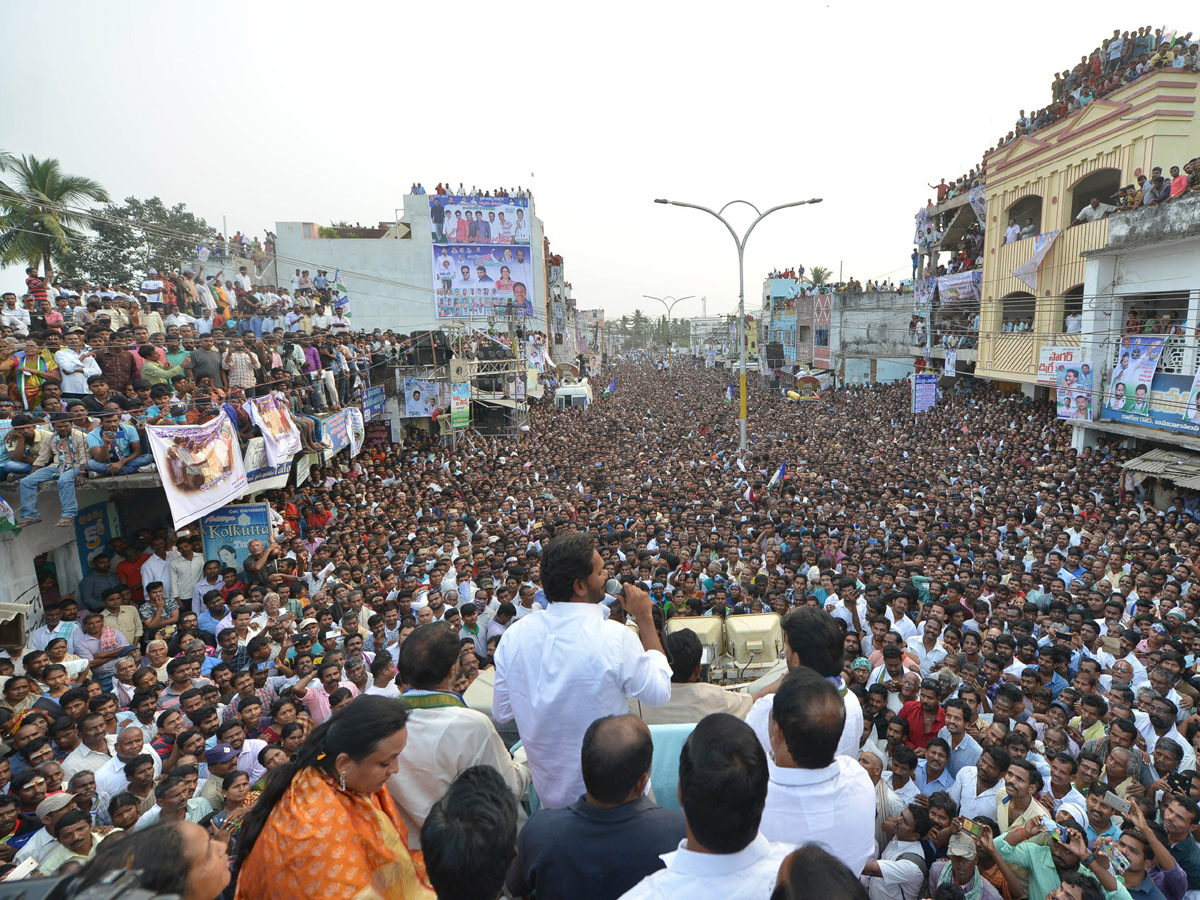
0, 350, 1192, 900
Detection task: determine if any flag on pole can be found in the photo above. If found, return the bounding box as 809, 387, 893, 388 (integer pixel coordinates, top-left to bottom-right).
603, 377, 617, 396
725, 383, 734, 404
769, 462, 786, 489
332, 268, 350, 308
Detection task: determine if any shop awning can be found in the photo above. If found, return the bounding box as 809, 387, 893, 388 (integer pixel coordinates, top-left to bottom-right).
1121, 448, 1200, 487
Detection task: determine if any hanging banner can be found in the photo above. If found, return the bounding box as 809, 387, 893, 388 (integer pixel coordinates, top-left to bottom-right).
944, 347, 958, 378
322, 409, 350, 460
1012, 230, 1061, 291
1038, 345, 1092, 387
365, 420, 394, 448
936, 271, 981, 305
913, 278, 936, 317
968, 186, 987, 223
1102, 336, 1166, 422
361, 385, 386, 421
347, 407, 365, 458
246, 393, 301, 466
403, 377, 441, 418
242, 437, 292, 495
200, 503, 272, 571
914, 207, 932, 244
294, 452, 313, 487
76, 501, 121, 576
451, 382, 470, 429
1055, 353, 1094, 421
145, 415, 247, 530
913, 373, 938, 414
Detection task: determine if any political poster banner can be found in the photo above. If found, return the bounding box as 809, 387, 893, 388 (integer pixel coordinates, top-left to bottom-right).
429, 195, 531, 245
1098, 359, 1200, 436
361, 385, 386, 421
944, 347, 957, 378
242, 437, 292, 495
75, 501, 121, 576
365, 420, 394, 448
347, 407, 365, 458
913, 278, 936, 317
200, 503, 272, 571
914, 207, 932, 245
1055, 353, 1094, 421
913, 373, 938, 414
246, 393, 301, 466
433, 244, 534, 320
1038, 345, 1092, 387
322, 409, 351, 459
936, 271, 982, 305
1012, 230, 1060, 291
404, 377, 440, 418
968, 186, 987, 224
294, 452, 312, 487
451, 383, 470, 429
145, 415, 247, 530
1102, 336, 1166, 422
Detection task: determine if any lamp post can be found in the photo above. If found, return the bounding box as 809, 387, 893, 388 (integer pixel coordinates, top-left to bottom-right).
653, 197, 822, 451
643, 294, 694, 369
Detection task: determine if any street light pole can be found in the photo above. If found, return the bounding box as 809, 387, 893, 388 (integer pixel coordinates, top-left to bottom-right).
643, 294, 694, 369
654, 197, 822, 452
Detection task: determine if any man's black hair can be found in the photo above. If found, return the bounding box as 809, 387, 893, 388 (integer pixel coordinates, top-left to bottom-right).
678, 713, 768, 854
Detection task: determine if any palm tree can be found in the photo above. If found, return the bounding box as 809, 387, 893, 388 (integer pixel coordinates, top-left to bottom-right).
809, 266, 832, 285
0, 154, 110, 278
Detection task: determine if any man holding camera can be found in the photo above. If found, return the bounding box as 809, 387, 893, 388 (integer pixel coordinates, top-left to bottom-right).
494, 532, 671, 810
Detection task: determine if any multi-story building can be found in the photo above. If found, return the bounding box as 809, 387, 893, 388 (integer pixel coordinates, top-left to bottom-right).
968, 70, 1200, 391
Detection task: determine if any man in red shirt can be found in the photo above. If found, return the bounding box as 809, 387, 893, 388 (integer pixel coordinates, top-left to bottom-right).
898, 679, 946, 750
111, 537, 151, 606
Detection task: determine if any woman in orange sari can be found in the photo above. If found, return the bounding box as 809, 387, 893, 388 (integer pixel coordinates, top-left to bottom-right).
233, 695, 434, 900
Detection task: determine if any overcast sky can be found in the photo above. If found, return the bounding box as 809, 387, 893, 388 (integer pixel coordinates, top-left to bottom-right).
1, 1, 1157, 318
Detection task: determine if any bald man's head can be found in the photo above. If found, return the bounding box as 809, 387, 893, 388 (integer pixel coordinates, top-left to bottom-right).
858, 750, 883, 783
581, 714, 653, 805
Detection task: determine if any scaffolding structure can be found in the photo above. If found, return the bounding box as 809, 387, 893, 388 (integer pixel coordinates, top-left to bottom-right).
444, 313, 531, 439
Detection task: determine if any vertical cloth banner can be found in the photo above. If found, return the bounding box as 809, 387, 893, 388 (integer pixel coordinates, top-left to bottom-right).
1011, 230, 1060, 290
1056, 353, 1094, 421
913, 373, 938, 414
200, 503, 272, 571
246, 393, 301, 466
347, 407, 365, 458
145, 415, 248, 530
913, 278, 936, 317
1103, 336, 1166, 419
361, 385, 386, 421
322, 409, 351, 459
968, 186, 987, 224
76, 502, 121, 576
944, 347, 958, 378
450, 383, 470, 429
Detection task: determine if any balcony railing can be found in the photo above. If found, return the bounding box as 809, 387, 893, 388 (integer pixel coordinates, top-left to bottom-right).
1110, 333, 1192, 375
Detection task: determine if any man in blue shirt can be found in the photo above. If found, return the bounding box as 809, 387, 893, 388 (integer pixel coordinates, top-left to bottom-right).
85, 415, 151, 477
914, 737, 956, 795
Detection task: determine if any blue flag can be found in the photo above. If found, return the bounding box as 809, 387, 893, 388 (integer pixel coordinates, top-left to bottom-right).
725, 383, 734, 404
604, 377, 617, 395
769, 462, 786, 488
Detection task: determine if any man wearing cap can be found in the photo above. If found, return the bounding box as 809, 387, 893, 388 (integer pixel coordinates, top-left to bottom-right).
199, 744, 240, 811
929, 832, 1003, 900
12, 792, 79, 868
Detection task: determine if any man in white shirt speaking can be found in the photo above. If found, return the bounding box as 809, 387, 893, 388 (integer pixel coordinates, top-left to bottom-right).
494, 532, 671, 810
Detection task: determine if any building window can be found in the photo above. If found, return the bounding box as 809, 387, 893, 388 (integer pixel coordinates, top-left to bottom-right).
1000, 292, 1036, 332
814, 327, 829, 348
1059, 285, 1084, 334
1003, 196, 1043, 241
1069, 168, 1123, 223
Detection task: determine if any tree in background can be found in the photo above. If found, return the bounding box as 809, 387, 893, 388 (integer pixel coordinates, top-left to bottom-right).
59, 196, 217, 284
0, 153, 110, 278
809, 266, 832, 285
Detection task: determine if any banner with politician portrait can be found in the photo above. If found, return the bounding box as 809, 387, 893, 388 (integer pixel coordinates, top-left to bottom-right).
429, 195, 531, 246
1102, 336, 1165, 422
404, 377, 440, 418
433, 244, 535, 320
1055, 353, 1094, 421
145, 415, 248, 530
246, 393, 301, 466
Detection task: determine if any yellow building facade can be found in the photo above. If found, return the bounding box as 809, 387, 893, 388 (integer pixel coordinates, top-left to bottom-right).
975, 70, 1199, 385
